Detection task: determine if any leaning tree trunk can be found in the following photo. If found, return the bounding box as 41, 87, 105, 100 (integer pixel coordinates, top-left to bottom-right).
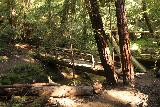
85, 0, 117, 85
115, 0, 134, 85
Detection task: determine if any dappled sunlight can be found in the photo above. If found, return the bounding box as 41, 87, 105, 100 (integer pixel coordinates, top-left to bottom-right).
135, 72, 146, 77
104, 88, 148, 106
49, 97, 77, 106
22, 57, 35, 63
15, 44, 31, 49
11, 9, 16, 16
14, 55, 35, 63
48, 76, 55, 83
61, 72, 79, 79
0, 56, 8, 62
74, 63, 92, 68
131, 43, 139, 50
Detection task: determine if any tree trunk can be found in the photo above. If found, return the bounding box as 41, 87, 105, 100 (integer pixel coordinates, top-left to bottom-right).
60, 0, 70, 33
85, 0, 117, 85
142, 0, 154, 35
0, 83, 97, 97
109, 32, 147, 73
115, 0, 134, 85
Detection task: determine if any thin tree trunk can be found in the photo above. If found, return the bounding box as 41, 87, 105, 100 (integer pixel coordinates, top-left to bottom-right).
81, 2, 88, 50
85, 0, 117, 85
115, 0, 134, 85
60, 0, 70, 33
46, 0, 58, 57
142, 0, 154, 35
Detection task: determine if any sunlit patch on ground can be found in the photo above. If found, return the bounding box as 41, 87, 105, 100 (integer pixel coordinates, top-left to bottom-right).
104, 88, 148, 106
15, 43, 31, 49
49, 97, 80, 107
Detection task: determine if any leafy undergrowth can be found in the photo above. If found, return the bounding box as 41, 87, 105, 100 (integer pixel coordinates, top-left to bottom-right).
0, 63, 48, 85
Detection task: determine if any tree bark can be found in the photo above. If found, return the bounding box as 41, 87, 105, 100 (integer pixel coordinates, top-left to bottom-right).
0, 84, 95, 97
115, 0, 134, 85
85, 0, 117, 85
108, 32, 147, 73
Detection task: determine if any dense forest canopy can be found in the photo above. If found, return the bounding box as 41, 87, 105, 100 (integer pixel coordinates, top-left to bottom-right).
0, 0, 160, 49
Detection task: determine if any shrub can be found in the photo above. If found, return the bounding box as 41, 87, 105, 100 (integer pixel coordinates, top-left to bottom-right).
0, 64, 48, 85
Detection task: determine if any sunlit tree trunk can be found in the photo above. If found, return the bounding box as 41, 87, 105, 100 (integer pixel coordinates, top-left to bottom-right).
115, 0, 134, 85
85, 0, 118, 85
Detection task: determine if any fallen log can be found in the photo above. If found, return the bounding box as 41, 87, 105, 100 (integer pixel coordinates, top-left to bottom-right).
34, 53, 124, 78
34, 54, 106, 76
30, 85, 94, 97
0, 83, 95, 97
0, 83, 60, 88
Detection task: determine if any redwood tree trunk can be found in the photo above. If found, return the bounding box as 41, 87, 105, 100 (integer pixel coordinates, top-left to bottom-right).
85, 0, 117, 85
115, 0, 134, 85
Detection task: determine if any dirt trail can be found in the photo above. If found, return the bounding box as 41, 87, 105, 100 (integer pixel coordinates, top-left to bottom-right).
47, 72, 160, 107
135, 72, 160, 107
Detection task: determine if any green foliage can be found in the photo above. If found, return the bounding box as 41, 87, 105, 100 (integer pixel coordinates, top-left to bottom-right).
134, 66, 143, 72
131, 38, 160, 57
136, 38, 158, 47
0, 0, 159, 49
0, 0, 99, 54
0, 64, 48, 85
0, 24, 16, 44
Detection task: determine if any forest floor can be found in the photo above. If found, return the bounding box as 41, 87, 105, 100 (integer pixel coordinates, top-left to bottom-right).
0, 44, 159, 107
